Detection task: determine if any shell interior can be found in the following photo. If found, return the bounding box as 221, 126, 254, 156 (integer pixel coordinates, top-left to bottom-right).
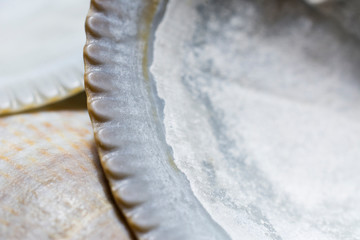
85, 0, 360, 239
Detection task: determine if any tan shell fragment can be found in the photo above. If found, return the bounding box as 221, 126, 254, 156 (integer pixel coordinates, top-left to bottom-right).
0, 94, 132, 240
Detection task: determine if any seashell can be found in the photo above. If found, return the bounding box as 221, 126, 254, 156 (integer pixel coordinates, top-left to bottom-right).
85, 0, 360, 239
0, 94, 132, 239
0, 0, 89, 115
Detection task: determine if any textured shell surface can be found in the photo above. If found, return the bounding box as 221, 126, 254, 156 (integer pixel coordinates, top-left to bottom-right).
0, 94, 132, 240
85, 0, 360, 239
0, 0, 89, 114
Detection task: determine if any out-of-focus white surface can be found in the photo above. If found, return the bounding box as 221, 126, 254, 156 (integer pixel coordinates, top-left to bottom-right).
0, 0, 89, 114
152, 0, 360, 239
304, 0, 329, 4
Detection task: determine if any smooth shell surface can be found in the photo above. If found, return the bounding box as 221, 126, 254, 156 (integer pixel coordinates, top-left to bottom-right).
85, 0, 360, 239
0, 0, 89, 114
0, 94, 132, 240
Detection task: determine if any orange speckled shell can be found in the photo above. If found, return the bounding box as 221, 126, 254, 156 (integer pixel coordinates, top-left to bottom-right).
0, 94, 132, 240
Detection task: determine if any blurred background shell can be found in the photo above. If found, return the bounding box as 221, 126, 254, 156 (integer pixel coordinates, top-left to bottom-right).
0, 94, 132, 240
0, 0, 88, 115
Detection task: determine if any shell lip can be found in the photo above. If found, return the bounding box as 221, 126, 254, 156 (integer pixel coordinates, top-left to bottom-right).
0, 76, 84, 116
84, 0, 230, 239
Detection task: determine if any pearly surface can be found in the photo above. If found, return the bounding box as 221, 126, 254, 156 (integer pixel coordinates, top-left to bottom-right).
0, 94, 132, 240
0, 0, 89, 114
152, 0, 360, 239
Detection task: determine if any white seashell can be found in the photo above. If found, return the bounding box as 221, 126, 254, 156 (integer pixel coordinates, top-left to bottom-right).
0, 0, 89, 115
85, 0, 360, 239
0, 94, 132, 239
85, 1, 228, 239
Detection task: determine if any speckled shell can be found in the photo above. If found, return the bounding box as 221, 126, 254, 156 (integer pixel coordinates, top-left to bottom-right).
0, 94, 132, 240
